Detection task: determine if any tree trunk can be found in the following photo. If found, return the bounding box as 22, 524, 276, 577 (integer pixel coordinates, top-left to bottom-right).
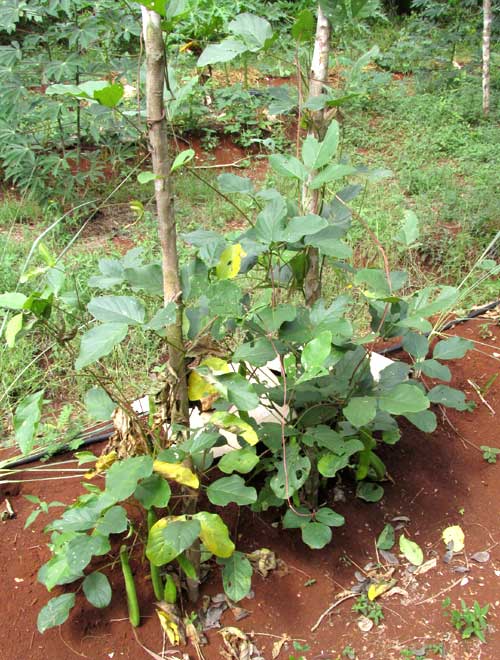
482, 0, 491, 116
303, 4, 331, 307
141, 7, 189, 429
141, 8, 199, 602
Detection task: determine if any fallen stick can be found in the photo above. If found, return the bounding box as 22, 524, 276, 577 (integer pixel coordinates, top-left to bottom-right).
311, 593, 356, 632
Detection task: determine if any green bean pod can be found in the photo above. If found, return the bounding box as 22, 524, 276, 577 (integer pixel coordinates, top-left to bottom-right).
120, 545, 140, 627
163, 573, 178, 604
147, 509, 164, 600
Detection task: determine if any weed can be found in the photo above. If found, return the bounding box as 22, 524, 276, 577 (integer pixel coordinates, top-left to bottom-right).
352, 595, 384, 625
400, 641, 444, 658
342, 645, 356, 659
289, 641, 310, 660
442, 597, 489, 642
480, 446, 500, 464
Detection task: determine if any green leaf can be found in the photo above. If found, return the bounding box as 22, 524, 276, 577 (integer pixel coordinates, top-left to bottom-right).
134, 475, 171, 509
219, 551, 252, 601
377, 524, 395, 550
270, 446, 311, 499
301, 134, 320, 169
302, 521, 332, 549
124, 264, 163, 296
399, 534, 424, 566
427, 385, 469, 411
317, 439, 364, 477
379, 384, 429, 415
197, 39, 247, 66
5, 312, 23, 348
75, 323, 128, 370
228, 13, 273, 51
418, 359, 451, 381
193, 511, 234, 557
137, 171, 158, 184
310, 164, 357, 189
93, 83, 123, 108
14, 390, 44, 454
299, 330, 332, 380
105, 456, 154, 501
171, 149, 195, 172
303, 227, 353, 259
433, 336, 473, 360
233, 337, 276, 367
314, 120, 340, 169
137, 0, 166, 15
255, 196, 288, 245
283, 214, 328, 242
210, 412, 258, 446
66, 533, 111, 572
269, 154, 308, 181
147, 518, 201, 566
291, 8, 315, 42
88, 296, 145, 326
145, 303, 177, 335
0, 292, 27, 309
343, 397, 377, 428
356, 482, 384, 502
95, 506, 128, 536
207, 475, 257, 506
282, 507, 311, 528
396, 210, 419, 246
315, 507, 345, 527
255, 303, 296, 332
37, 594, 75, 633
38, 554, 82, 591
404, 410, 437, 432
83, 572, 112, 608
213, 373, 259, 411
402, 332, 428, 360
218, 447, 259, 474
84, 387, 116, 421
218, 173, 254, 194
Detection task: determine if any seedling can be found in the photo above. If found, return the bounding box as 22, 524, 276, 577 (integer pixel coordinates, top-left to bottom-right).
289, 641, 310, 660
24, 495, 64, 529
400, 642, 444, 658
352, 594, 384, 625
342, 645, 356, 659
480, 445, 500, 464
442, 597, 489, 642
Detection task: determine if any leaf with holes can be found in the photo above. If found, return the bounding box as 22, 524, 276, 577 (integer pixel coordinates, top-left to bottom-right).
37, 594, 75, 633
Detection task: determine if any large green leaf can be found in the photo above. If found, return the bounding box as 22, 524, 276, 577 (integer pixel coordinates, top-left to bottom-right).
356, 482, 384, 502
134, 474, 171, 509
377, 524, 395, 550
404, 410, 437, 432
212, 373, 259, 411
0, 292, 27, 309
301, 134, 320, 169
343, 396, 377, 428
269, 154, 308, 181
193, 511, 234, 558
315, 507, 345, 527
66, 533, 110, 573
75, 323, 128, 370
218, 173, 254, 194
218, 447, 259, 474
145, 303, 177, 334
270, 446, 311, 499
399, 534, 423, 566
95, 506, 128, 536
433, 336, 473, 360
88, 295, 145, 325
207, 475, 257, 506
314, 120, 340, 169
228, 13, 273, 51
37, 594, 75, 633
418, 359, 451, 382
402, 332, 428, 360
396, 210, 419, 246
283, 214, 328, 242
302, 522, 332, 549
105, 456, 154, 501
298, 330, 332, 382
427, 385, 469, 410
84, 386, 116, 421
233, 337, 276, 367
147, 517, 201, 566
303, 227, 353, 259
124, 264, 163, 296
218, 551, 252, 601
310, 164, 357, 189
82, 572, 112, 609
379, 384, 429, 415
197, 39, 247, 66
13, 390, 44, 454
255, 196, 288, 244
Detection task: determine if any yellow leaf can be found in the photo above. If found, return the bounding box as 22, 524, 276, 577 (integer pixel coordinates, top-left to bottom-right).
210, 411, 258, 446
367, 580, 396, 601
193, 511, 235, 558
157, 609, 180, 645
442, 525, 465, 552
84, 450, 117, 479
153, 461, 199, 489
216, 244, 246, 280
188, 357, 230, 401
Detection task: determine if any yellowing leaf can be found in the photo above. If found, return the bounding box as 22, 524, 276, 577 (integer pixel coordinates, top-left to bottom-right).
85, 450, 117, 478
157, 609, 180, 645
367, 580, 396, 601
188, 357, 230, 401
153, 461, 199, 489
442, 525, 465, 552
193, 511, 235, 558
210, 411, 258, 446
216, 244, 246, 280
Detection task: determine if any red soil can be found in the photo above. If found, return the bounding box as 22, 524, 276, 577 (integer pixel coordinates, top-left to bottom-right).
0, 319, 499, 660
